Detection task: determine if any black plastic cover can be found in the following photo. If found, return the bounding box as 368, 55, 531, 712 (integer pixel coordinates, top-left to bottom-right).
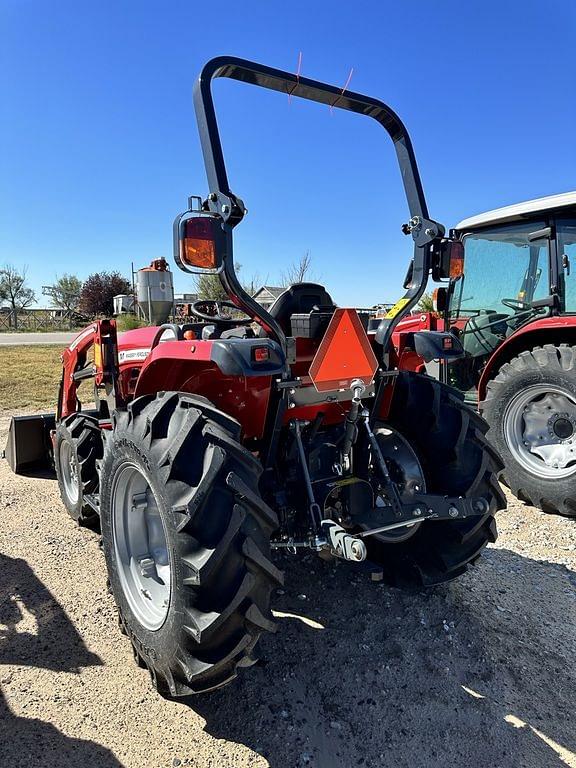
413, 331, 465, 363
210, 338, 286, 376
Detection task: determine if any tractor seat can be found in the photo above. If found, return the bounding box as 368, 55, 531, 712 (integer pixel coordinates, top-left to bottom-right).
259, 282, 336, 337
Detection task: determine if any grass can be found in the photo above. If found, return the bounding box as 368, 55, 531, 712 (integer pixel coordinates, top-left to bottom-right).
116, 314, 145, 332
0, 345, 63, 412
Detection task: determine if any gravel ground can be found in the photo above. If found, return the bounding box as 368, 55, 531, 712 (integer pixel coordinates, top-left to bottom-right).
0, 412, 575, 768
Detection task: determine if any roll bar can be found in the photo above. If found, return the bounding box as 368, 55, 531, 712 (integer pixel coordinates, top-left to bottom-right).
192, 56, 444, 355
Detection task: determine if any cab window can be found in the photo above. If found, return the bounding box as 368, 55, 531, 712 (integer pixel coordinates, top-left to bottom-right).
557, 219, 576, 313
453, 221, 549, 319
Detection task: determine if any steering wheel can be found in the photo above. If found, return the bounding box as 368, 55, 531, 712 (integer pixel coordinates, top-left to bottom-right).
190, 300, 252, 326
501, 297, 530, 311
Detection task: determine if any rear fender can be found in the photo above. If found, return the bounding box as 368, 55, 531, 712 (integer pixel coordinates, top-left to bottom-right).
133, 338, 285, 439
477, 317, 576, 403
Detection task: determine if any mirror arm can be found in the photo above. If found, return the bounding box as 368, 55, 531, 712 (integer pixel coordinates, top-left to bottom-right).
219, 228, 289, 360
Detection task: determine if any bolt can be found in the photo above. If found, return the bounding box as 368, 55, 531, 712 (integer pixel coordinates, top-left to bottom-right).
448, 506, 459, 518
413, 507, 423, 517
221, 204, 230, 214
475, 498, 488, 514
138, 557, 155, 577
425, 227, 435, 237
289, 402, 296, 409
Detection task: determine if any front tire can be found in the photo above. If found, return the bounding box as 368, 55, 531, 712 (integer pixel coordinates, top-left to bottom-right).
99, 392, 282, 696
54, 413, 102, 528
366, 372, 505, 586
482, 344, 576, 517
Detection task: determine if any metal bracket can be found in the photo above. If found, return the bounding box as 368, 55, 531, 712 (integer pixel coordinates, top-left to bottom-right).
205, 191, 246, 226
321, 519, 366, 562
357, 494, 490, 538
402, 216, 445, 247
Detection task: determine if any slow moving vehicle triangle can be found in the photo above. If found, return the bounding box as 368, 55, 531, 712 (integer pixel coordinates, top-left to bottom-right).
309, 308, 379, 392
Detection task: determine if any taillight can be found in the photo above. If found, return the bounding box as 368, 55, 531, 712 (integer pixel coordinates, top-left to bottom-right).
252, 346, 270, 363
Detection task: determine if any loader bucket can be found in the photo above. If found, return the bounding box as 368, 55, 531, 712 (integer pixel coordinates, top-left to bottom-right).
4, 413, 56, 476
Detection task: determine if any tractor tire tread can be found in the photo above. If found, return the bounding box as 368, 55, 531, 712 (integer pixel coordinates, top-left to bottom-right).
483, 344, 576, 517
100, 392, 280, 697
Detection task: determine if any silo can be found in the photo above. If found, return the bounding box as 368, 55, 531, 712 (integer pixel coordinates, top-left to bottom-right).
136, 259, 174, 325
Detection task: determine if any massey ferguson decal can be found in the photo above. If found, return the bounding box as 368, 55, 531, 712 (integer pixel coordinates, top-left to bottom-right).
118, 348, 151, 363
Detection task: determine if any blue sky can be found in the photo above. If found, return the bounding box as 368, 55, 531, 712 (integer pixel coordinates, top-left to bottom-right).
2, 0, 575, 307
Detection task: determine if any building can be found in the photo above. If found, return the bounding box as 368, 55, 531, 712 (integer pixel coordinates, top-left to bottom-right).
252, 285, 284, 310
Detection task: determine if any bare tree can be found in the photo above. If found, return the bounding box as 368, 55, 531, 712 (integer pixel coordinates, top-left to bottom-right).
0, 264, 36, 329
281, 251, 313, 287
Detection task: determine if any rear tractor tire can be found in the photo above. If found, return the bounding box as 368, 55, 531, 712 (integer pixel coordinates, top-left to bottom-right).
366, 372, 505, 586
99, 391, 282, 696
482, 344, 576, 517
54, 413, 102, 528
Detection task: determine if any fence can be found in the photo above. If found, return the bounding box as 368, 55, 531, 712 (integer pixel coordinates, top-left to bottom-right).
0, 308, 86, 332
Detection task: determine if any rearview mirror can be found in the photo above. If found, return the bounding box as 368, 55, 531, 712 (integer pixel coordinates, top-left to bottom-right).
174, 213, 225, 274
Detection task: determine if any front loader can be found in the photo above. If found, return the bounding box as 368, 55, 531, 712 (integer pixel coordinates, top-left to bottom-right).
6, 57, 505, 696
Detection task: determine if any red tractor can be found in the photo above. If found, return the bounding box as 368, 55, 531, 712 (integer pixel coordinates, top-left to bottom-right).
392, 192, 576, 517
6, 57, 504, 696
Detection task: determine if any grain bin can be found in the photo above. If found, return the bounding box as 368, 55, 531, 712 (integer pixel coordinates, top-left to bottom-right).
136, 259, 174, 325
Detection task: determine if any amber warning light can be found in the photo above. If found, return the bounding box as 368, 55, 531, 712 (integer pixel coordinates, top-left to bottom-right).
178, 217, 222, 271
309, 309, 379, 393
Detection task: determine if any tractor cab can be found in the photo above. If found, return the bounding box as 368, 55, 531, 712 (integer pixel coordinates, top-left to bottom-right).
391, 191, 576, 517
439, 192, 576, 397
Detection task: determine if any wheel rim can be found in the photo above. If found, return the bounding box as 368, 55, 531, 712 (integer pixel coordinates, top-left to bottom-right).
59, 440, 80, 505
368, 427, 425, 543
504, 384, 576, 479
111, 463, 171, 631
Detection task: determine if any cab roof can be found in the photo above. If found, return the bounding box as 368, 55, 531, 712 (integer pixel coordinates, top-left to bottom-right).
456, 191, 576, 231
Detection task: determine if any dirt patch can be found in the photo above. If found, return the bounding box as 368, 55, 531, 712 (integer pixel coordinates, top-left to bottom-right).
0, 412, 574, 768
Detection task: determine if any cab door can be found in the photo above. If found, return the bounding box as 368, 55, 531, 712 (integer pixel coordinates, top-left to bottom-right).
556, 217, 576, 313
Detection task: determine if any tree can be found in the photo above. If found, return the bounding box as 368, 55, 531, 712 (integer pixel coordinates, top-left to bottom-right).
0, 264, 36, 310
418, 292, 434, 312
194, 272, 229, 302
281, 251, 313, 287
79, 271, 132, 317
0, 264, 36, 329
193, 263, 262, 302
44, 274, 82, 313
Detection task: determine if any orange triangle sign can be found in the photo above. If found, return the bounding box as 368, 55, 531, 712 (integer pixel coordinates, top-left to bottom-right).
309, 309, 379, 392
